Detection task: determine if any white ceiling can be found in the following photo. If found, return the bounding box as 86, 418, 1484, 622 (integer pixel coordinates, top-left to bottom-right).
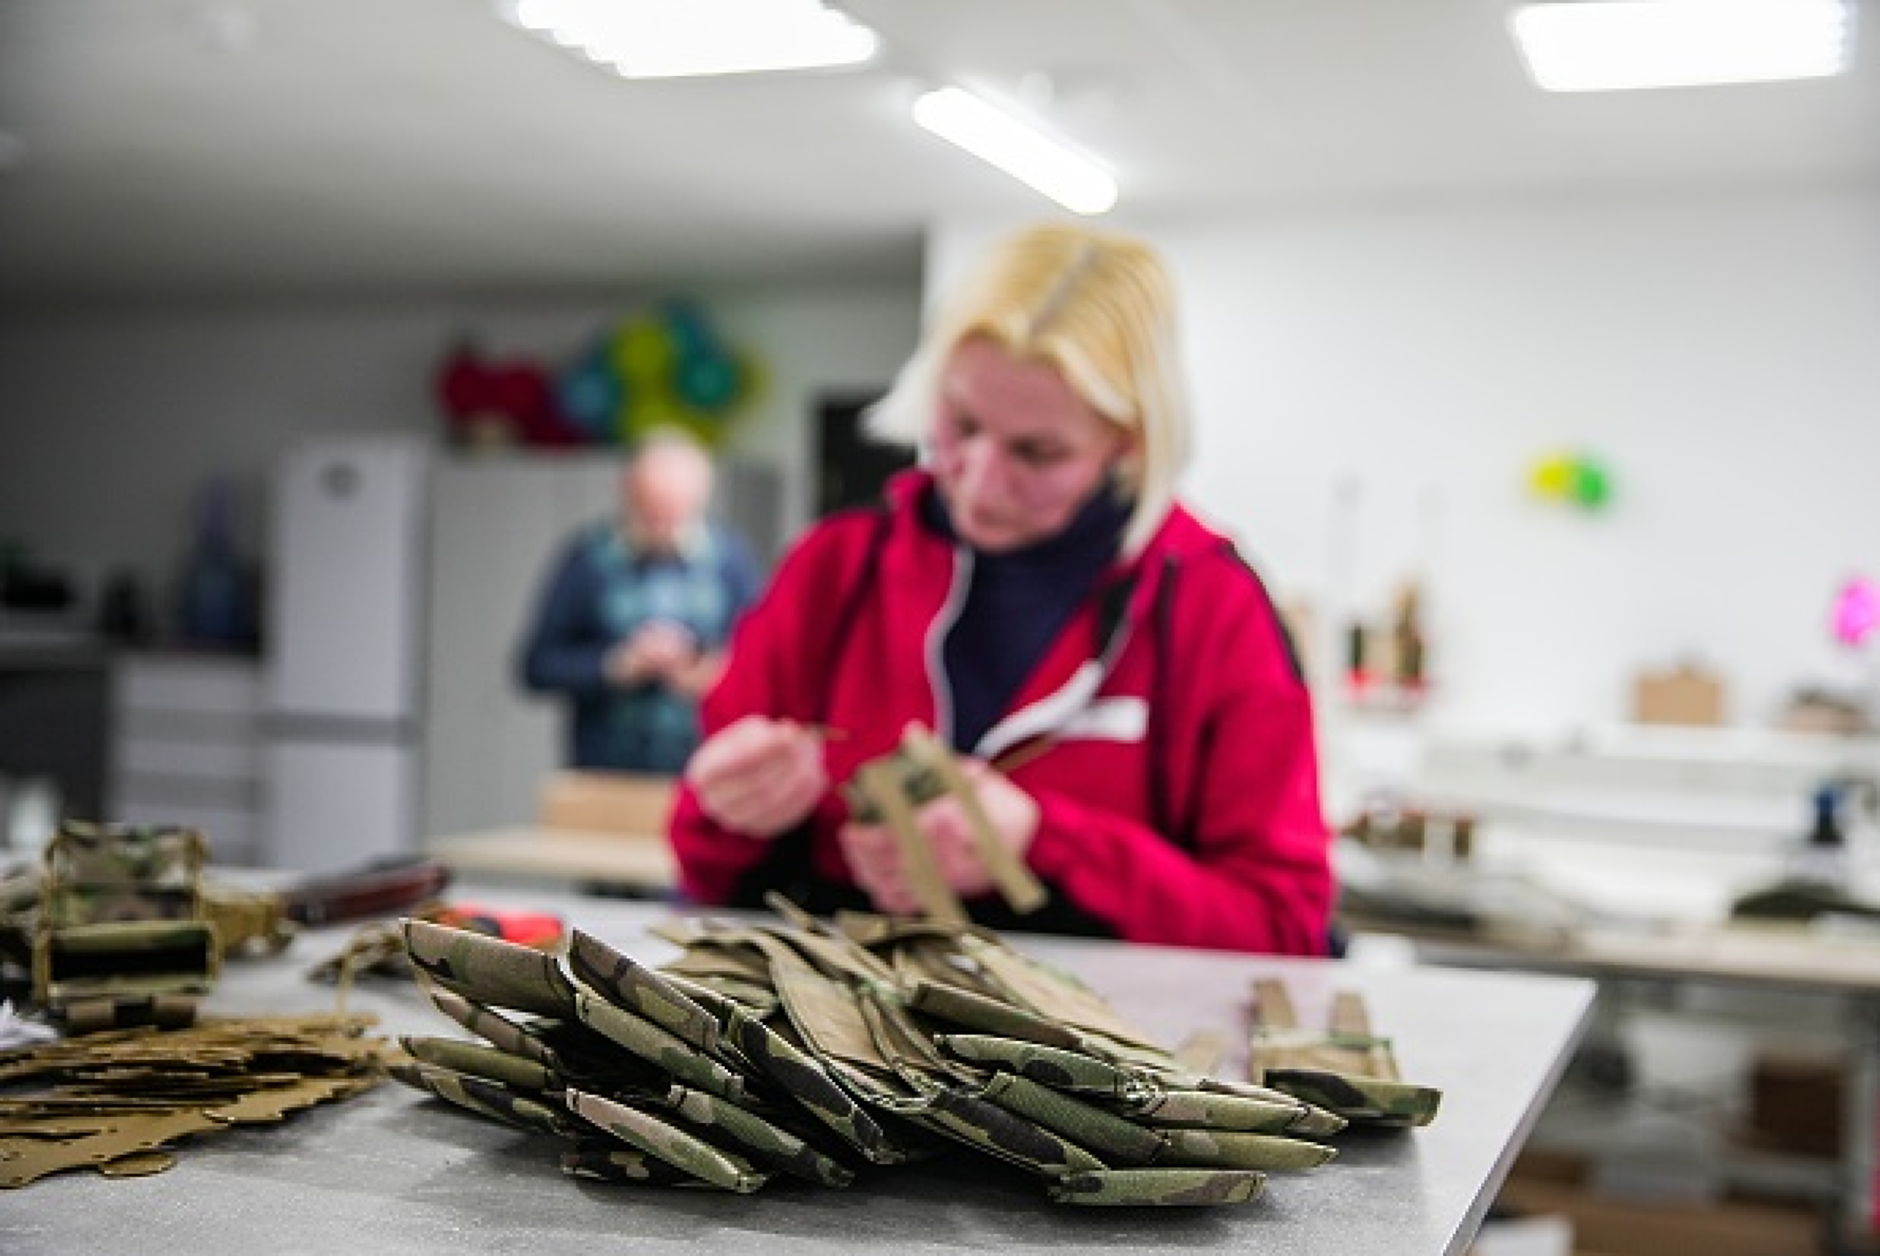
2, 0, 1877, 304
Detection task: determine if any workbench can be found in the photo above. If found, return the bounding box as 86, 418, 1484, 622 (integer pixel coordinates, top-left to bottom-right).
3, 883, 1593, 1256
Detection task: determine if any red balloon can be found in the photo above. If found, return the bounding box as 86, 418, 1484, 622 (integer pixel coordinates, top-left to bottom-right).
435, 344, 492, 418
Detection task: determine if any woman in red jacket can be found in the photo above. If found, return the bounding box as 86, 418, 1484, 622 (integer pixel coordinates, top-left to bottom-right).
670, 222, 1333, 955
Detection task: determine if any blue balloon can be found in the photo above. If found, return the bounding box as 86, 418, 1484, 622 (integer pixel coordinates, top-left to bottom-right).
660, 298, 719, 362
676, 353, 741, 413
556, 353, 624, 440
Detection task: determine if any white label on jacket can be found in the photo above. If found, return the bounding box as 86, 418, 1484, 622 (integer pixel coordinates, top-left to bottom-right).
974, 662, 1147, 760
1056, 697, 1148, 744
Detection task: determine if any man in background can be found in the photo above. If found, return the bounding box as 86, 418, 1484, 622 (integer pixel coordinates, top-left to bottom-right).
517, 429, 763, 773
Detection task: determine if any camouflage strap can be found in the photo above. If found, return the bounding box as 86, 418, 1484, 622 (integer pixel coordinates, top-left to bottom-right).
390, 1059, 579, 1136
402, 1034, 558, 1091
1247, 977, 1443, 1128
561, 1140, 717, 1187
1050, 1167, 1268, 1206
1258, 1068, 1443, 1129
61, 992, 199, 1036
567, 1089, 772, 1193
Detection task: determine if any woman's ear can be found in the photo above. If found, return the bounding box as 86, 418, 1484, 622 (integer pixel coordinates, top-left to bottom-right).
1108, 428, 1145, 497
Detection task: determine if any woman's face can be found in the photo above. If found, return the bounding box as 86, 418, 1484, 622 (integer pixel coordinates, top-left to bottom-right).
929, 336, 1130, 554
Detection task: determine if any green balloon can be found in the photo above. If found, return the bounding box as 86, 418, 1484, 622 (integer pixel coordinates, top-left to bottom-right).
1571, 461, 1611, 509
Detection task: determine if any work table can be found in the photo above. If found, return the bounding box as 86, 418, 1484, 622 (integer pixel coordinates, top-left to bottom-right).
2, 883, 1593, 1256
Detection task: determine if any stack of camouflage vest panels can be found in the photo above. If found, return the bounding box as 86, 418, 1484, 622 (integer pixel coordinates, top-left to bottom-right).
395, 898, 1439, 1207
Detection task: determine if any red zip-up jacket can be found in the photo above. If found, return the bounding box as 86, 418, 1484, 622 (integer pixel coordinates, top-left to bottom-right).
669, 472, 1333, 955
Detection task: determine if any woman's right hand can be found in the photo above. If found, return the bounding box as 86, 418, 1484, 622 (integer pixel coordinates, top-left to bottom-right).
685, 715, 829, 839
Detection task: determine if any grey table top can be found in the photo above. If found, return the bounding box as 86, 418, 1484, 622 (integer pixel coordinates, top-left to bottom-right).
3, 885, 1594, 1256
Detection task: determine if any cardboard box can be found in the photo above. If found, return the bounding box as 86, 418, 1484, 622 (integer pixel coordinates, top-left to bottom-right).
1742, 1051, 1842, 1159
1496, 1148, 1820, 1256
1495, 1179, 1819, 1256
538, 770, 676, 835
1631, 663, 1726, 727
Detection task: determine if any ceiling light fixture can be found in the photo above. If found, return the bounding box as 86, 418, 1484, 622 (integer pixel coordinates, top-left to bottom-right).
912, 86, 1118, 216
1509, 0, 1853, 92
496, 0, 878, 79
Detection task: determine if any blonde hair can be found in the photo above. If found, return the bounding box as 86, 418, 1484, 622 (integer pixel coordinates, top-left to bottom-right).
867, 222, 1190, 556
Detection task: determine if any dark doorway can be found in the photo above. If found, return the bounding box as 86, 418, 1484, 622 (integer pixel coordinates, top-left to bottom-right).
815, 391, 914, 518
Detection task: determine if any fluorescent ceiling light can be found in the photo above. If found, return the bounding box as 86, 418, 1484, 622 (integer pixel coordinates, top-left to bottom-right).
912, 87, 1118, 216
1509, 0, 1853, 91
498, 0, 878, 79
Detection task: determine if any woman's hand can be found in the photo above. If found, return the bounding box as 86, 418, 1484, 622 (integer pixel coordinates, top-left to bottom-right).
838, 758, 1039, 915
685, 715, 829, 838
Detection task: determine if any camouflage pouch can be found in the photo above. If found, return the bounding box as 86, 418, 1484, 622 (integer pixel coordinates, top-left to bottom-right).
401, 1034, 558, 1092
746, 913, 1308, 1193
567, 1088, 772, 1193
400, 922, 871, 1188
395, 904, 1437, 1210
561, 1139, 719, 1187
654, 1083, 856, 1187
404, 917, 578, 1019
570, 928, 901, 1164
714, 920, 1111, 1180
32, 821, 220, 1032
390, 1059, 579, 1137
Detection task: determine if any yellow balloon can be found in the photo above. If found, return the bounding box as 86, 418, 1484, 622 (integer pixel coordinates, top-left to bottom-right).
1529, 455, 1574, 499
731, 350, 767, 414
610, 318, 676, 385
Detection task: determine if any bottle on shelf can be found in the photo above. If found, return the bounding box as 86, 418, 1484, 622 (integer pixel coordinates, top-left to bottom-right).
174, 478, 257, 651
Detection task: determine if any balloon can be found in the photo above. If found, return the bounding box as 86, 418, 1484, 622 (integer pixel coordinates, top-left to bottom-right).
435, 343, 491, 419
556, 352, 623, 441
676, 353, 741, 412
660, 298, 719, 361
1528, 455, 1574, 499
611, 317, 676, 384
730, 348, 765, 410
1569, 459, 1611, 510
1832, 576, 1880, 648
492, 360, 578, 447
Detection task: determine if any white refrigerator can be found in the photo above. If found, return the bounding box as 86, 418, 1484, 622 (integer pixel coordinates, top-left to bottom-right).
262, 434, 429, 874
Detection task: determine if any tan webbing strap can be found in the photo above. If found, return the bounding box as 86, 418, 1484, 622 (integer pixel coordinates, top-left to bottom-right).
1329, 991, 1371, 1038
1251, 978, 1298, 1030
1249, 979, 1399, 1080
902, 729, 1047, 914
852, 761, 967, 925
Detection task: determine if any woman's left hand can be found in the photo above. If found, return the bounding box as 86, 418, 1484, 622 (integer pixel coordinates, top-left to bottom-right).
838, 758, 1039, 916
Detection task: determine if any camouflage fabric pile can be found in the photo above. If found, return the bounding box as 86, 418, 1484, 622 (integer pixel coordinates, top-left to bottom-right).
0, 1013, 391, 1187
395, 897, 1440, 1207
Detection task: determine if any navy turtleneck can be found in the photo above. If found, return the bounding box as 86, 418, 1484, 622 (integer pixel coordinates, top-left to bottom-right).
922, 482, 1129, 753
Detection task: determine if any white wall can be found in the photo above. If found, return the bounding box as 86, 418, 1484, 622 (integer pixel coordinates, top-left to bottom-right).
932, 185, 1880, 735
0, 281, 921, 621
